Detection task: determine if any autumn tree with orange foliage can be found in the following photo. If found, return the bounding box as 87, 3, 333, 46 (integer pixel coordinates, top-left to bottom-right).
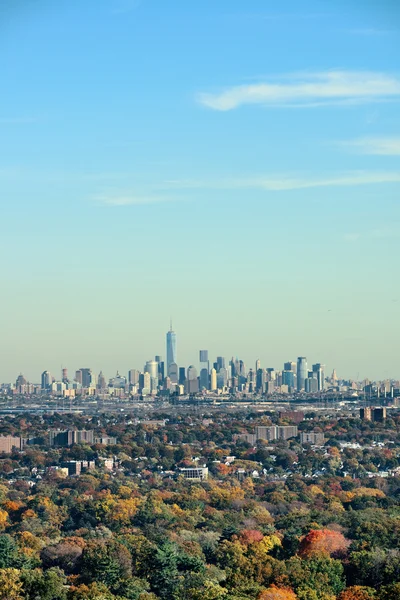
259, 585, 298, 600
337, 586, 376, 600
299, 529, 348, 557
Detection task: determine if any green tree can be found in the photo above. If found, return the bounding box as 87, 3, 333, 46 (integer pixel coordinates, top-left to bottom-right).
147, 543, 180, 600
21, 567, 67, 600
0, 535, 18, 568
114, 576, 151, 599
286, 555, 345, 598
81, 541, 132, 590
378, 583, 400, 600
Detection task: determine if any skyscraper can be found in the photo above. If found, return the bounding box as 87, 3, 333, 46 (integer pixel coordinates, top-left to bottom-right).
200, 369, 209, 390
97, 371, 107, 390
210, 368, 217, 391
187, 365, 199, 394
199, 350, 209, 390
284, 361, 296, 372
312, 363, 325, 391
256, 368, 266, 393
145, 360, 158, 381
179, 367, 186, 386
155, 356, 164, 381
166, 322, 177, 369
145, 360, 159, 393
217, 367, 228, 389
80, 368, 94, 388
199, 350, 208, 363
297, 357, 307, 391
41, 371, 52, 390
168, 362, 178, 384
128, 369, 140, 386
282, 370, 295, 388
216, 356, 225, 370
142, 372, 151, 394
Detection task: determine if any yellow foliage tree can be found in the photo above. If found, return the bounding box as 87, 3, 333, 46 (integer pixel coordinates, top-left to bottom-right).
0, 568, 23, 600
0, 510, 8, 530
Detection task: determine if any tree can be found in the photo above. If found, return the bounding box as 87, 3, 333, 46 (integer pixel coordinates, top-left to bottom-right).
68, 582, 115, 600
379, 583, 400, 600
118, 534, 156, 577
347, 549, 387, 588
239, 530, 264, 545
296, 588, 334, 600
183, 580, 229, 600
81, 541, 132, 589
337, 586, 376, 600
0, 510, 8, 531
147, 543, 180, 599
285, 555, 345, 598
114, 577, 151, 600
41, 542, 83, 574
0, 568, 23, 600
299, 529, 348, 558
0, 535, 18, 568
259, 585, 298, 600
21, 567, 67, 600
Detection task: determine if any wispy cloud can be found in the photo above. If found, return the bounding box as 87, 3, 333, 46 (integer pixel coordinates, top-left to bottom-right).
338, 137, 400, 155
164, 171, 400, 192
197, 70, 400, 111
90, 171, 400, 207
344, 228, 399, 242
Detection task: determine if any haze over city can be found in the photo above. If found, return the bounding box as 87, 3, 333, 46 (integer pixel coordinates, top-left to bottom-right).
1, 0, 400, 381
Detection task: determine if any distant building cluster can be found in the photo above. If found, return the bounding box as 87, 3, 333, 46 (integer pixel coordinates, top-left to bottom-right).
49, 430, 116, 447
0, 430, 118, 454
238, 425, 299, 444
3, 324, 400, 401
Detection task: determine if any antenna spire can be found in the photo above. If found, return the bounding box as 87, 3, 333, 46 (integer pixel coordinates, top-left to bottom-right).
170, 317, 173, 331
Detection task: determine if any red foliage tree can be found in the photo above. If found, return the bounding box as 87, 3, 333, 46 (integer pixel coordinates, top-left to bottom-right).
239, 529, 264, 545
298, 528, 348, 557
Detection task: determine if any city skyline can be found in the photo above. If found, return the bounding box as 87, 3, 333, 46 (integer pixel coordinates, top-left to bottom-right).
1, 1, 400, 382
1, 323, 396, 386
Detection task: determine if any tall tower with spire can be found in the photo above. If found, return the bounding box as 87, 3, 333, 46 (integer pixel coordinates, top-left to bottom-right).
166, 321, 177, 371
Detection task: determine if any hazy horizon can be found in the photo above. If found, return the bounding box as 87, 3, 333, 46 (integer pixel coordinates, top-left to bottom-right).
1, 0, 400, 382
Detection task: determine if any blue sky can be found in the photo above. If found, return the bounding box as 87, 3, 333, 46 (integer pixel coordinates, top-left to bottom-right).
1, 0, 400, 382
